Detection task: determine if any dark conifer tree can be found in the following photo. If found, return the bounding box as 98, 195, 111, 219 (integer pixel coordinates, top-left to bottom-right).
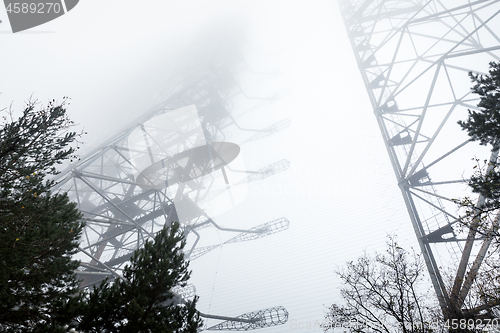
77, 222, 203, 333
0, 99, 203, 332
0, 99, 84, 332
458, 61, 500, 149
458, 62, 500, 215
456, 61, 500, 320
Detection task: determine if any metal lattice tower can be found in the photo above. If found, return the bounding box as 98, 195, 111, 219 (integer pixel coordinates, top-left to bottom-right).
206, 306, 289, 331
339, 0, 500, 317
53, 30, 290, 329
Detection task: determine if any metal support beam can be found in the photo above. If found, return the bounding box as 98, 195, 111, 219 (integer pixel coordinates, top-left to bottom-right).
339, 0, 500, 317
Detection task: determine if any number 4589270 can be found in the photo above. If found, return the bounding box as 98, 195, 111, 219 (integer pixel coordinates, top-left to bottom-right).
6, 3, 62, 14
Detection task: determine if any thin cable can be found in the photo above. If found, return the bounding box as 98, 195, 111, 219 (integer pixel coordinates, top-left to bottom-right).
207, 232, 224, 329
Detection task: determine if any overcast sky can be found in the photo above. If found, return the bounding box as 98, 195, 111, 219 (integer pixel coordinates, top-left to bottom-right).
0, 1, 420, 331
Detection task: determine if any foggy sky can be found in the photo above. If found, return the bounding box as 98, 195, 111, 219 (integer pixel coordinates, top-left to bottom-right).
0, 1, 418, 332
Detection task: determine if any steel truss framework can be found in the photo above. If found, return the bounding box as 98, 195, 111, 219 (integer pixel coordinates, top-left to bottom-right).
206, 306, 289, 331
339, 0, 500, 317
54, 34, 290, 329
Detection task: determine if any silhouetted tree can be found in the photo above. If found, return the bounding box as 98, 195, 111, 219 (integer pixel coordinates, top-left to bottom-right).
324, 236, 441, 333
457, 61, 500, 219
0, 99, 84, 332
453, 61, 500, 320
76, 222, 203, 333
458, 61, 500, 149
0, 99, 204, 332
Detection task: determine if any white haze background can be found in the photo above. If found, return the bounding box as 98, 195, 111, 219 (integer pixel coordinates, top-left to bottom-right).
0, 1, 419, 331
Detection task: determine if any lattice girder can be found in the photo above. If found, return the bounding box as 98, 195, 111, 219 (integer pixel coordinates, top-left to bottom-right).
339, 0, 500, 315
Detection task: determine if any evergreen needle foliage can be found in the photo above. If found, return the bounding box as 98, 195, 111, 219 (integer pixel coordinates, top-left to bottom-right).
458, 61, 500, 149
77, 222, 203, 333
0, 99, 203, 332
454, 61, 500, 318
0, 99, 84, 332
457, 62, 500, 216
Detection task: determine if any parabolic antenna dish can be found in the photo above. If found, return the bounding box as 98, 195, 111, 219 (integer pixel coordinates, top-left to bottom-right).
136, 142, 240, 189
